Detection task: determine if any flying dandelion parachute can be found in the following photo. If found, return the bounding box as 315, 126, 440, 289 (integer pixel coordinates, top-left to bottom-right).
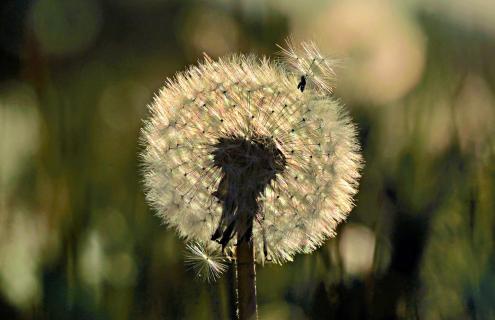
141, 41, 362, 319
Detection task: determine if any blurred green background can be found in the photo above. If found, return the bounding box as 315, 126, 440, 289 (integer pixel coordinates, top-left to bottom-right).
1, 0, 494, 319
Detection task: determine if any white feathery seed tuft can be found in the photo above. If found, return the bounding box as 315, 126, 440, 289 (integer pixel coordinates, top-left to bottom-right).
184, 242, 228, 282
277, 39, 339, 93
141, 41, 363, 264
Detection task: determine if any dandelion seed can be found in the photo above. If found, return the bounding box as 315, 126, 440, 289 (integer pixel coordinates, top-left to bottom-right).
184, 242, 228, 283
277, 38, 339, 93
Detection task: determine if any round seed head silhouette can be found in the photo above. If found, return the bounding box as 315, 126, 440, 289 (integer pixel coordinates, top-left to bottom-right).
142, 41, 362, 264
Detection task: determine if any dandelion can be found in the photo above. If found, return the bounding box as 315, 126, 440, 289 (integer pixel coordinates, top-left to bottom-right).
184, 242, 228, 283
141, 41, 362, 319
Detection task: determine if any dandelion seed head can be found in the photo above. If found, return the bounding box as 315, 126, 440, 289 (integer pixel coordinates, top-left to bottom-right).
142, 41, 363, 264
184, 242, 228, 282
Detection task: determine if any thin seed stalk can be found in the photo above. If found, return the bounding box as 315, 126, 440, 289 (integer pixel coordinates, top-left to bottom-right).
236, 212, 257, 320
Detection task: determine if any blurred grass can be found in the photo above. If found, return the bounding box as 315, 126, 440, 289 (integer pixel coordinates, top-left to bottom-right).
1, 0, 495, 319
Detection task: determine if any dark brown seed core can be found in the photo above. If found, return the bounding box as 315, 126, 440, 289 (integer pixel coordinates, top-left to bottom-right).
210, 134, 286, 248
212, 134, 286, 186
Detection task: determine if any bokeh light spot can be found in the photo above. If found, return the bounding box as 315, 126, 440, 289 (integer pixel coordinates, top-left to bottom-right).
339, 223, 376, 276
31, 0, 102, 56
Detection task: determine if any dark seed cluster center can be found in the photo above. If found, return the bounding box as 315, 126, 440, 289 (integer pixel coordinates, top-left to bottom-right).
212, 134, 286, 185
210, 134, 287, 249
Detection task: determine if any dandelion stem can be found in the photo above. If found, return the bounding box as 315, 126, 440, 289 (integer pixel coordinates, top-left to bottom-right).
236, 212, 257, 320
